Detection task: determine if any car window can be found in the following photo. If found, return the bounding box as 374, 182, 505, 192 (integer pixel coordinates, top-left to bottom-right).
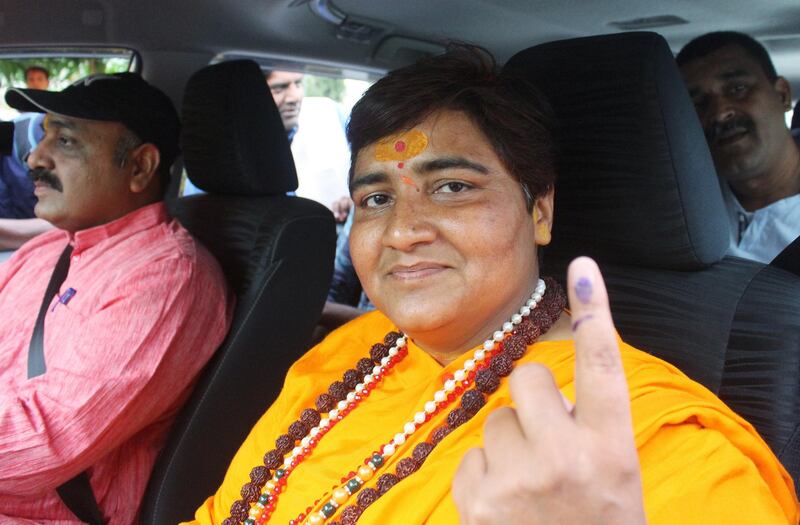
179, 69, 374, 203
0, 48, 138, 120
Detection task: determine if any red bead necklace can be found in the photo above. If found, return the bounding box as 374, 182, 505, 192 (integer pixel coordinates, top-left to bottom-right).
223, 278, 565, 525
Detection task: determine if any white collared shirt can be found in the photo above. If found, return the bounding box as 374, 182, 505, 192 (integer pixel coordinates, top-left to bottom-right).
721, 130, 800, 264
290, 96, 351, 211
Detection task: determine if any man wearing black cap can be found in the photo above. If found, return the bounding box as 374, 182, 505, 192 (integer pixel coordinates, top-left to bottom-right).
0, 73, 234, 523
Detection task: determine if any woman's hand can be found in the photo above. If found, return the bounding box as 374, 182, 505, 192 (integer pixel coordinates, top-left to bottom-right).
453, 256, 647, 525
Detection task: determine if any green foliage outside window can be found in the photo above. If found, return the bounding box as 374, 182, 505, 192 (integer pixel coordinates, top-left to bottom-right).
304, 75, 345, 103
0, 57, 130, 90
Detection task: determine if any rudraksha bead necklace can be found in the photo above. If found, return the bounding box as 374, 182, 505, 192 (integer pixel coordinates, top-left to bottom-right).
224, 277, 565, 525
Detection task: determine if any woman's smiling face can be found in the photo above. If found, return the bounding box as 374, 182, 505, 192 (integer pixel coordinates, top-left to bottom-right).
349, 110, 553, 359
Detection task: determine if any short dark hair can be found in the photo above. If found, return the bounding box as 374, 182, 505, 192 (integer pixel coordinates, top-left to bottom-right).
25, 65, 49, 79
676, 31, 778, 82
346, 44, 556, 210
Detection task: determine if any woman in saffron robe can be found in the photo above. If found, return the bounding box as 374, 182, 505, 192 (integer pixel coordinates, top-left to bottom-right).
188, 47, 798, 525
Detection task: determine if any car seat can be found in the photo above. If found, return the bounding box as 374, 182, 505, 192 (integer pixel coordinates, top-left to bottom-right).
140, 60, 337, 523
504, 32, 800, 492
771, 236, 800, 276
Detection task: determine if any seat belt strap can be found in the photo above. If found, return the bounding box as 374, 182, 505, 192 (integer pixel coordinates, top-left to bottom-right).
55, 473, 105, 525
27, 243, 72, 376
27, 243, 105, 525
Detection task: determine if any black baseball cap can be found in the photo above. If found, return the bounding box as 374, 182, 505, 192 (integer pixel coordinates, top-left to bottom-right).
5, 72, 180, 166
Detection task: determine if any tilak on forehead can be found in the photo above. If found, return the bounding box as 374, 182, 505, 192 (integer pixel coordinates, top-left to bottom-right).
374, 129, 429, 172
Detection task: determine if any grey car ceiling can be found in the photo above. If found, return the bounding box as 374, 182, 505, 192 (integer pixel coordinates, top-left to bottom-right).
0, 0, 798, 103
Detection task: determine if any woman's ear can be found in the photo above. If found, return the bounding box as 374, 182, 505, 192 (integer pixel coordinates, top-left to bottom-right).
533, 187, 554, 246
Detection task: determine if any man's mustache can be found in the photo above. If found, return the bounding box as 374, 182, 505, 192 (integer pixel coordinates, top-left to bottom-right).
28, 168, 63, 192
705, 115, 755, 145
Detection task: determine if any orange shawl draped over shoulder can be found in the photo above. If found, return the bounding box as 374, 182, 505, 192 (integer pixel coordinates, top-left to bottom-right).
189, 310, 798, 524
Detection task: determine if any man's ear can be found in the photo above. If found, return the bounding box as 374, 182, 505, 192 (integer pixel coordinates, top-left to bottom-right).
128, 143, 161, 194
532, 186, 554, 247
774, 76, 793, 111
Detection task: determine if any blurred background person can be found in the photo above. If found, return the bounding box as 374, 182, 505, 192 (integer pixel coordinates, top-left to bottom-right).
677, 32, 799, 264
181, 69, 353, 224
266, 69, 351, 221
24, 65, 50, 90
0, 112, 51, 254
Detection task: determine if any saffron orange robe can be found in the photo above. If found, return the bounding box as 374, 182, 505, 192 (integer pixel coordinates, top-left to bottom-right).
189, 311, 798, 524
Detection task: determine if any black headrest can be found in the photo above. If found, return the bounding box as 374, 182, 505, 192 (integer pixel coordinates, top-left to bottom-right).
180, 60, 297, 195
792, 99, 799, 130
504, 32, 728, 271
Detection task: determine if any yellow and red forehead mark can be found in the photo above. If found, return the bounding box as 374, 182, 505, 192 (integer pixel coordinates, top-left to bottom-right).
374, 129, 429, 169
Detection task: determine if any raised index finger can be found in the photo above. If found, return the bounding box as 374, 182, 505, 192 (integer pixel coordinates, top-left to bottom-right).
568, 257, 634, 438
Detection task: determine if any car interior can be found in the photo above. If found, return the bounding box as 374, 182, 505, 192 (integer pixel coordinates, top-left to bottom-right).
505, 29, 800, 489
141, 58, 337, 523
1, 0, 798, 523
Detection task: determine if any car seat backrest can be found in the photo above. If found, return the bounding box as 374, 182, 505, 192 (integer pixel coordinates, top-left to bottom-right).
771, 236, 800, 276
507, 32, 729, 272
504, 32, 800, 491
140, 60, 337, 523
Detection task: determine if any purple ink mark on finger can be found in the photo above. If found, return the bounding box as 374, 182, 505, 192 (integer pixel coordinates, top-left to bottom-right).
571, 314, 594, 332
575, 277, 593, 304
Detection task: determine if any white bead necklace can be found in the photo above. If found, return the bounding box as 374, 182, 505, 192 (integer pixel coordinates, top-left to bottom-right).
249, 278, 548, 525
382, 278, 546, 457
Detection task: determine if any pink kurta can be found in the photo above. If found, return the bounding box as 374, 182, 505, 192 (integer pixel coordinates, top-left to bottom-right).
0, 202, 234, 524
